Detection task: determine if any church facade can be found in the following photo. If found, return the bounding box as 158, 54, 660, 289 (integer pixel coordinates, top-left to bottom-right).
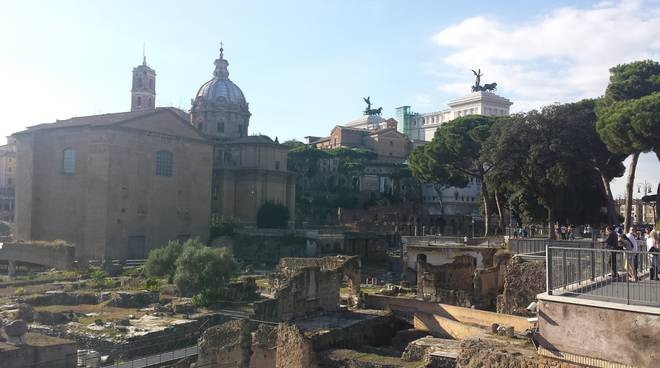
13, 48, 295, 261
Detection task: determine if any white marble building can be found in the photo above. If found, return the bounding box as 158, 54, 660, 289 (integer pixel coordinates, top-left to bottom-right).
398, 91, 513, 141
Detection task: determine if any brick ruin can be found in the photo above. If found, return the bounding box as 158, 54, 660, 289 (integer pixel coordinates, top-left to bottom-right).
190, 320, 316, 368
496, 257, 546, 316
252, 255, 361, 322
416, 249, 511, 309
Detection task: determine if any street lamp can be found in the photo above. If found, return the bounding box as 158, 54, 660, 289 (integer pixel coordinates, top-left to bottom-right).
637, 181, 652, 195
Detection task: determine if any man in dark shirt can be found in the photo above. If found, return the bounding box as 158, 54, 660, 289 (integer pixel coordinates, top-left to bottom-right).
605, 227, 621, 279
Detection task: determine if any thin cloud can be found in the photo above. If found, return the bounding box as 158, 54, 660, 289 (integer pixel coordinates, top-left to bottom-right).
431, 0, 660, 111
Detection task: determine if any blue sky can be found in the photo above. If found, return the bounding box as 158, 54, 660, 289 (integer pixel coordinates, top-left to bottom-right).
0, 0, 658, 196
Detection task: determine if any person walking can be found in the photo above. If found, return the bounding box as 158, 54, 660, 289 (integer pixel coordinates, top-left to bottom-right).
626, 227, 639, 281
605, 227, 621, 280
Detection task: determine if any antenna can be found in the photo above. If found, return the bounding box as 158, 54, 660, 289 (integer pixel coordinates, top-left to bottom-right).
142, 43, 146, 65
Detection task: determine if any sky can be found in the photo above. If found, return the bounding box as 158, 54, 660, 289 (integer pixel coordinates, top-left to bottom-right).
0, 0, 658, 197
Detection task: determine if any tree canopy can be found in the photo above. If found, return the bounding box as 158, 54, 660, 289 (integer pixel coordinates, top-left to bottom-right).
410, 115, 498, 234
596, 60, 660, 227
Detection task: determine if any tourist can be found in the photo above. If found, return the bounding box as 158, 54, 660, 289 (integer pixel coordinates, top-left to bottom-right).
647, 228, 658, 280
560, 225, 567, 240
605, 227, 621, 280
626, 227, 639, 281
583, 224, 592, 239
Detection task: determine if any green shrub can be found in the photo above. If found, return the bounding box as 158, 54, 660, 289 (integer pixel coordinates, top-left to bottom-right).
256, 202, 289, 228
174, 240, 236, 302
14, 287, 26, 296
210, 220, 236, 240
87, 267, 111, 290
144, 240, 183, 282
145, 277, 161, 293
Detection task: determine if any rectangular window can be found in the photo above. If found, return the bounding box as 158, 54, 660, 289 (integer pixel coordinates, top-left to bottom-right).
63, 148, 76, 174
217, 122, 224, 133
156, 150, 173, 177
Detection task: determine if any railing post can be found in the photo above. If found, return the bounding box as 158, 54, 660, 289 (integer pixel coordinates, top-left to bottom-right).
561, 248, 567, 286
590, 241, 596, 281
577, 248, 582, 283
546, 243, 553, 295
626, 252, 630, 305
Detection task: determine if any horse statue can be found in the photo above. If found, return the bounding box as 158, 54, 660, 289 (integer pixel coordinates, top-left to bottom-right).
482, 82, 497, 92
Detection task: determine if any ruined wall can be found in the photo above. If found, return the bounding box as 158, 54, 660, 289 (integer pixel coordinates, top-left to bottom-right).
275, 324, 318, 368
417, 251, 509, 309
457, 337, 591, 368
496, 258, 545, 316
250, 325, 277, 368
193, 319, 252, 368
253, 256, 361, 322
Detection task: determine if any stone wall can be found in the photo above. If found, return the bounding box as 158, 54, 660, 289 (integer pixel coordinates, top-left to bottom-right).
417, 250, 509, 309
193, 319, 252, 368
456, 337, 590, 368
275, 324, 318, 368
253, 256, 361, 322
191, 320, 318, 368
496, 258, 545, 316
538, 294, 660, 368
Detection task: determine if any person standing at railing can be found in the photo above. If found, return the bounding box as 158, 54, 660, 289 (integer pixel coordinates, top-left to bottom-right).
647, 228, 658, 280
605, 227, 621, 280
626, 227, 639, 281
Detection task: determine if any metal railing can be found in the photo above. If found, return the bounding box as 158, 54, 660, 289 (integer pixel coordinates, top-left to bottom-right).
547, 245, 660, 307
510, 239, 597, 256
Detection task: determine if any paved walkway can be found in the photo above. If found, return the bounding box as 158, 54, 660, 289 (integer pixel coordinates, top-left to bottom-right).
573, 278, 660, 307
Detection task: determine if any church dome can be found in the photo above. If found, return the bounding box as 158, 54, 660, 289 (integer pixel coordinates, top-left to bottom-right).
193, 47, 248, 109
195, 78, 246, 106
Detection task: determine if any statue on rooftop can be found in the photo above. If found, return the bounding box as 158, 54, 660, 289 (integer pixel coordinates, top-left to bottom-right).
363, 97, 382, 116
471, 69, 497, 92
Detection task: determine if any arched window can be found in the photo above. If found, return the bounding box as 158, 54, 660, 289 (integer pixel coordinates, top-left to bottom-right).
137, 96, 142, 106
149, 79, 154, 89
63, 148, 76, 174
148, 97, 152, 106
217, 122, 224, 133
137, 77, 143, 88
155, 150, 173, 177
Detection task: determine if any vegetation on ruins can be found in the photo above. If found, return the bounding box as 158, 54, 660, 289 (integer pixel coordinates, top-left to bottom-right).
256, 202, 290, 228
174, 241, 237, 304
144, 239, 237, 305
288, 144, 416, 225
87, 266, 113, 289
209, 219, 236, 240
144, 240, 183, 282
596, 60, 660, 228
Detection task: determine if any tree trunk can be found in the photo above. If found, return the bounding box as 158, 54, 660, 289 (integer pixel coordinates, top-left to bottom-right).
598, 170, 617, 225
547, 207, 555, 240
624, 152, 640, 231
481, 180, 489, 237
494, 189, 504, 235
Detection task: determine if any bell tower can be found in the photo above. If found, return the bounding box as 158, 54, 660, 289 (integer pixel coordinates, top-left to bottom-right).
130, 53, 156, 112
